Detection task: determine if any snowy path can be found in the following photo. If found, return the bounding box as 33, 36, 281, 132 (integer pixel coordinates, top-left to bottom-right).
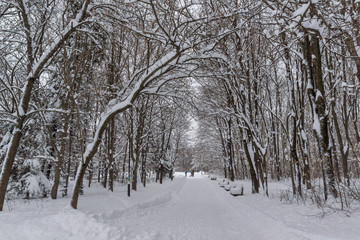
1, 175, 359, 240
110, 177, 250, 240
100, 177, 339, 240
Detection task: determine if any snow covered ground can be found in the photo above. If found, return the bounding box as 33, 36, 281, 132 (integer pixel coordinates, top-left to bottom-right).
0, 173, 359, 240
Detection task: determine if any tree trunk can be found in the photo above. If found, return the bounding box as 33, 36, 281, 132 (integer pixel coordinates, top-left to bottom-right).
51, 108, 71, 199
304, 32, 337, 198
88, 162, 93, 188
108, 119, 115, 192
122, 142, 128, 185
299, 64, 311, 190
227, 117, 235, 181
0, 76, 37, 212
159, 164, 164, 184
243, 139, 259, 193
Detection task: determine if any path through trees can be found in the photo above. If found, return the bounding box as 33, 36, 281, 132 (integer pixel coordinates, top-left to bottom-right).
0, 0, 360, 211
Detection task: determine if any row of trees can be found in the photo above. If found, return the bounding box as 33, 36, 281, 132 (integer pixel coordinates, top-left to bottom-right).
1, 0, 360, 211
191, 0, 360, 206
0, 0, 205, 211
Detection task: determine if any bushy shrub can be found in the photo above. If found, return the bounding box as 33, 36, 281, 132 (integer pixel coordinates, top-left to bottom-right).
7, 159, 51, 199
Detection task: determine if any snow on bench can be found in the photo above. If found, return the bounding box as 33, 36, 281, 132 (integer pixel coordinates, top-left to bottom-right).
224, 182, 237, 191
218, 179, 229, 187
230, 184, 244, 196
209, 175, 217, 180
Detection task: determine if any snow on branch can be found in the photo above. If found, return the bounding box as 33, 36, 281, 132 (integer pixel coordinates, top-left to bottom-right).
82, 50, 181, 160
28, 0, 92, 80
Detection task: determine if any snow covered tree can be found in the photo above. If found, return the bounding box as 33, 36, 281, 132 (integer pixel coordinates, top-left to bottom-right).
0, 0, 93, 211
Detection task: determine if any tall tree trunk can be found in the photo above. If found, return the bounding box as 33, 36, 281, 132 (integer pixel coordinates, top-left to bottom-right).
304, 32, 337, 199
299, 63, 311, 190
132, 103, 146, 191
122, 142, 128, 185
227, 117, 235, 181
329, 49, 350, 186
50, 103, 71, 199
141, 147, 148, 187
243, 138, 259, 193
108, 119, 115, 192
63, 125, 73, 197
283, 32, 302, 197
159, 164, 164, 184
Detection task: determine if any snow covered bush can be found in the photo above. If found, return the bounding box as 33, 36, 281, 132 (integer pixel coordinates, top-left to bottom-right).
20, 171, 51, 199
7, 159, 51, 199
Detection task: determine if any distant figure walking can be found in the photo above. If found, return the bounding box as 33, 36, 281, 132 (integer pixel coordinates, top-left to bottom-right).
185, 171, 188, 177
191, 170, 195, 177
